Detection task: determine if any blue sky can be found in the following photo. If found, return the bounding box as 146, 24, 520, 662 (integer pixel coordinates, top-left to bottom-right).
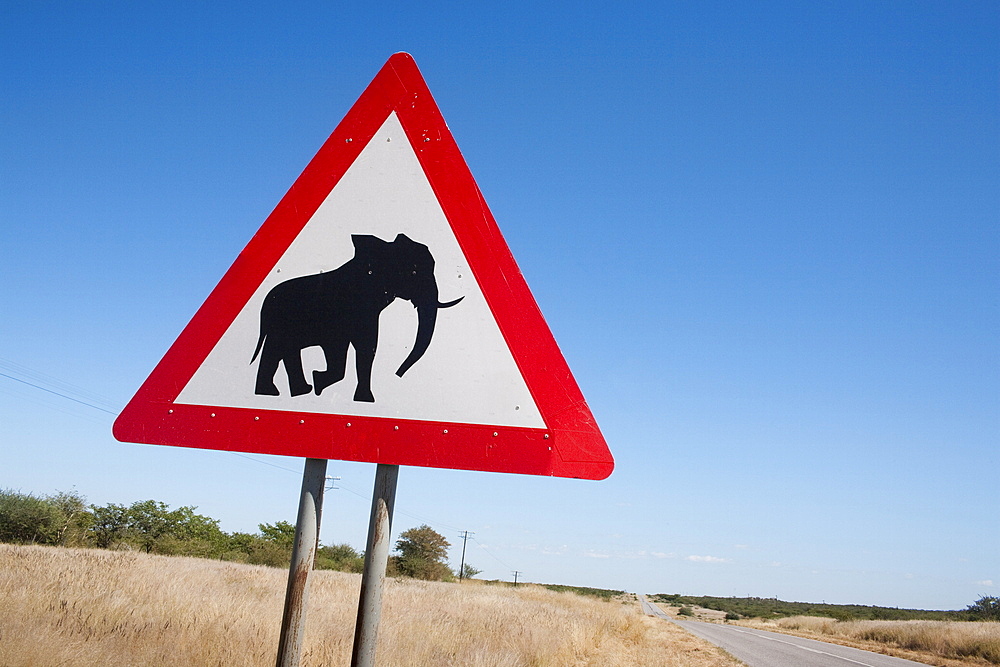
2, 2, 997, 610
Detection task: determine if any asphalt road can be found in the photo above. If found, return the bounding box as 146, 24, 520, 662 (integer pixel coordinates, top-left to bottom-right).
637, 595, 929, 667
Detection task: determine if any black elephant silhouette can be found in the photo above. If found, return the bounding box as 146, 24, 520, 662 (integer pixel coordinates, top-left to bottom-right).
251, 234, 462, 402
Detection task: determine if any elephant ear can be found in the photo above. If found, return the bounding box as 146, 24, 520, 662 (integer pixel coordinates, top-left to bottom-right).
351, 234, 387, 259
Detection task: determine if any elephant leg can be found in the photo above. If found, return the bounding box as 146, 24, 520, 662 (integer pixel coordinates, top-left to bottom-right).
282, 351, 313, 397
254, 344, 282, 396
313, 340, 349, 396
352, 323, 378, 403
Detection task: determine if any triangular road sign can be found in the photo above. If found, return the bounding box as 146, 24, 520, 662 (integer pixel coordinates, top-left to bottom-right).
113, 53, 613, 480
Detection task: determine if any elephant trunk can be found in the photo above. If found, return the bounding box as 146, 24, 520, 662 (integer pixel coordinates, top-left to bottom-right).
395, 297, 463, 377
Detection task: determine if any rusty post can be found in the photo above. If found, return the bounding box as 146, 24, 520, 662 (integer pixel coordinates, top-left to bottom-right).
350, 463, 399, 667
275, 457, 328, 667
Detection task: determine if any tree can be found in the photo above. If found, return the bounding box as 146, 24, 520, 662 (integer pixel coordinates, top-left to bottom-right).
90, 499, 227, 555
460, 563, 482, 580
126, 500, 176, 553
316, 543, 365, 573
89, 503, 131, 548
154, 505, 228, 557
0, 489, 63, 544
46, 490, 91, 547
967, 596, 1000, 621
258, 521, 297, 548
394, 524, 452, 580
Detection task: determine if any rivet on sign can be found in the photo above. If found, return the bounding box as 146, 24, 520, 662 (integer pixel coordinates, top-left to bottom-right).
300, 420, 305, 424
346, 138, 352, 143
515, 405, 520, 411
346, 422, 351, 427
394, 425, 399, 431
210, 413, 216, 418
443, 429, 448, 434
254, 416, 259, 421
423, 137, 430, 142
544, 434, 550, 439
493, 432, 498, 437
168, 409, 173, 414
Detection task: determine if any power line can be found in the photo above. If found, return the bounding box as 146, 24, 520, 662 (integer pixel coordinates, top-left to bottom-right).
471, 535, 513, 570
0, 371, 119, 415
230, 452, 303, 474
0, 357, 121, 412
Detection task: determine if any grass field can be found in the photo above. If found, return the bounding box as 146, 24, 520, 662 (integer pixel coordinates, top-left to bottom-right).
0, 544, 741, 666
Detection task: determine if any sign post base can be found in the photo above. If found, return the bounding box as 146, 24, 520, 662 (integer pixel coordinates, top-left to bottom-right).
275, 457, 328, 667
351, 463, 399, 667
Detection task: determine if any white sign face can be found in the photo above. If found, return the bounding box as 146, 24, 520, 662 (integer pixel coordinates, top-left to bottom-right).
176, 113, 545, 429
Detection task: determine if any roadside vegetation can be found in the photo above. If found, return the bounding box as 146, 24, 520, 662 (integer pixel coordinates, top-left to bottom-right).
649, 593, 998, 622
741, 616, 1000, 665
0, 543, 741, 666
0, 489, 462, 581
541, 583, 626, 600
649, 595, 1000, 666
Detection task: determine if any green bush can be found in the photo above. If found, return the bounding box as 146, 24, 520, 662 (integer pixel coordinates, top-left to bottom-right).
1, 487, 368, 576
678, 606, 695, 617
0, 489, 93, 547
966, 596, 1000, 621
316, 543, 364, 573
0, 490, 63, 545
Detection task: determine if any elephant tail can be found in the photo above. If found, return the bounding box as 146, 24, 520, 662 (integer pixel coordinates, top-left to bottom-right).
250, 331, 265, 365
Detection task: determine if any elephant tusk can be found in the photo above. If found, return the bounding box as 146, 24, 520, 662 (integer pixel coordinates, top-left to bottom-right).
437, 296, 463, 309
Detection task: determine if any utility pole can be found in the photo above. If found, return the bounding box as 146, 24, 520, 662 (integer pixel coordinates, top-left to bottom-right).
512, 570, 521, 587
458, 530, 474, 581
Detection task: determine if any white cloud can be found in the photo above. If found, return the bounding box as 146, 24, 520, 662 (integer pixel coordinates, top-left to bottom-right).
976, 579, 995, 587
583, 550, 611, 559
685, 555, 730, 563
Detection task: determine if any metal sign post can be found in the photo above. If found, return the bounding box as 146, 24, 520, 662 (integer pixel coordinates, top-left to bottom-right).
275, 457, 328, 667
351, 464, 399, 667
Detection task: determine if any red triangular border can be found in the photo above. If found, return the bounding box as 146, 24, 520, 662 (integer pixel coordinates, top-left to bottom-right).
113, 53, 613, 480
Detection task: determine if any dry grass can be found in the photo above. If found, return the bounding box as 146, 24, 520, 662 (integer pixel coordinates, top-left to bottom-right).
0, 544, 740, 666
741, 615, 1000, 666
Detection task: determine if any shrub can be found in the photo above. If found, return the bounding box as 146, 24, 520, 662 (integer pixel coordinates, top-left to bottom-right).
316, 543, 364, 573
678, 606, 694, 617
0, 490, 63, 545
967, 596, 1000, 622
